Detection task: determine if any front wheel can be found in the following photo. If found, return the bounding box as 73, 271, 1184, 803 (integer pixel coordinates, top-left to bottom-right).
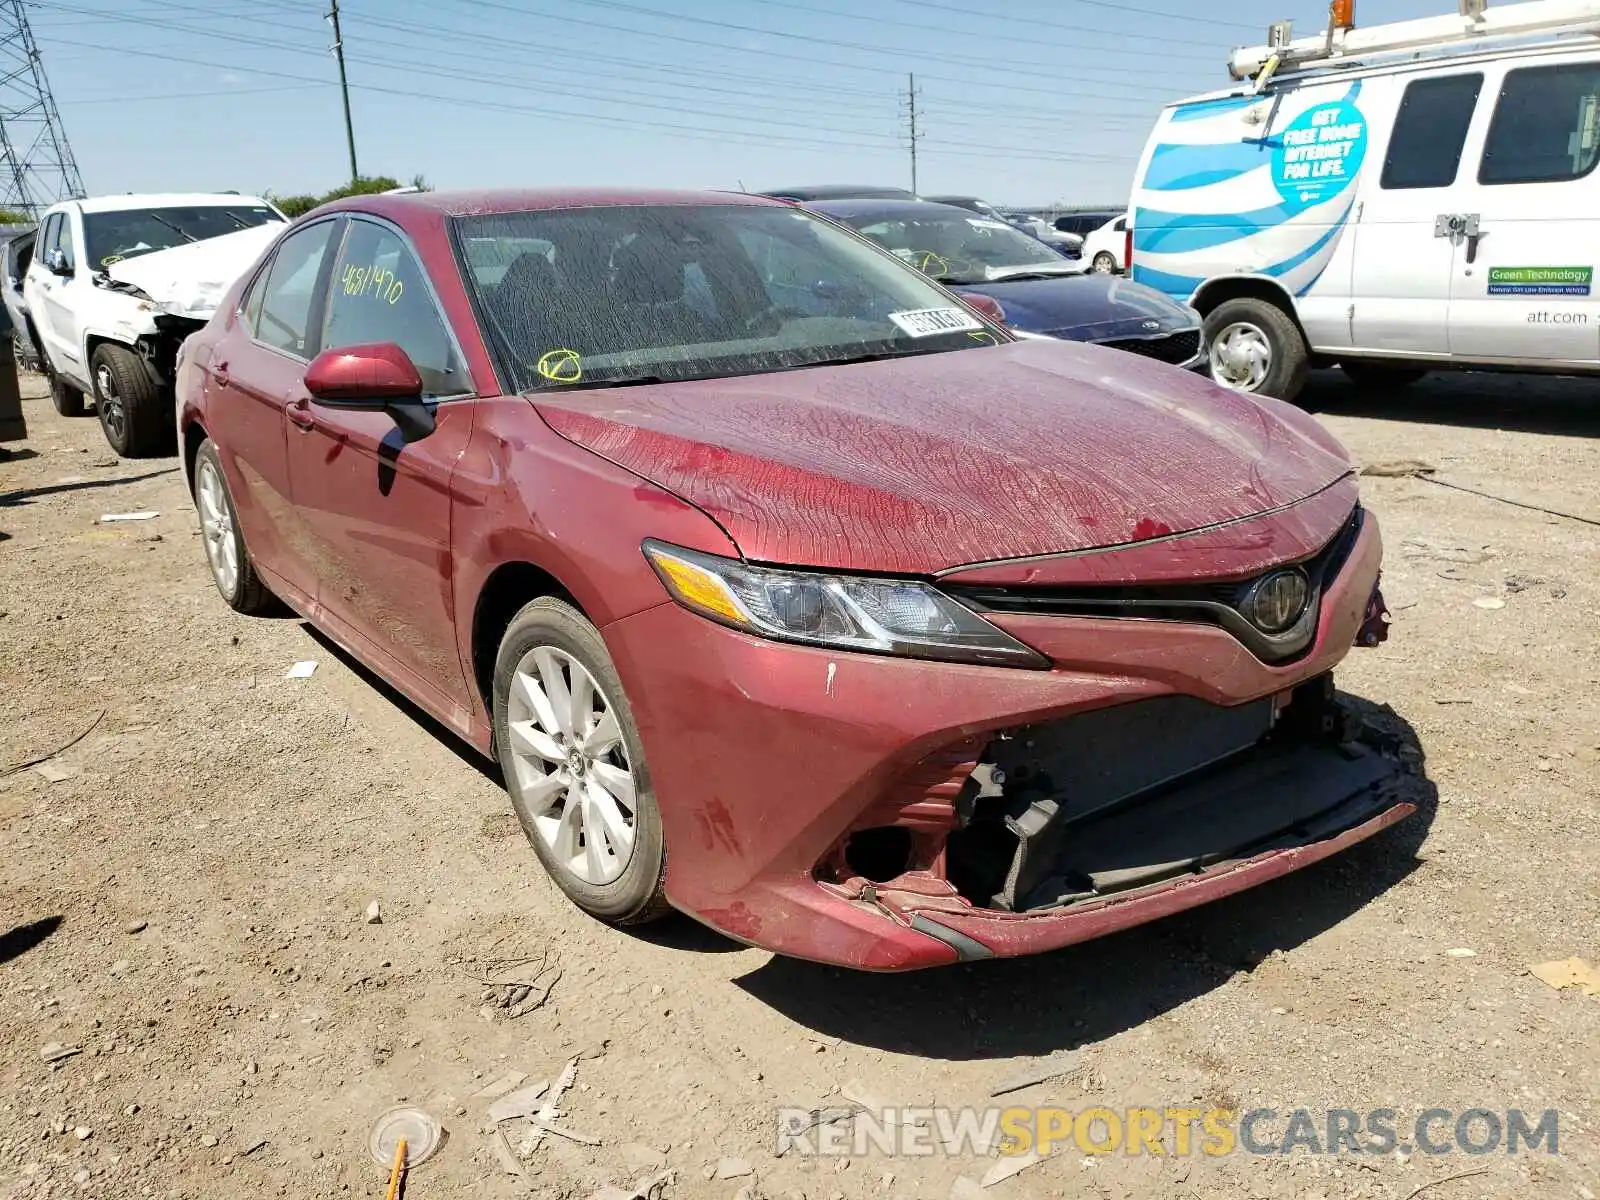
1091, 252, 1118, 274
1203, 297, 1309, 401
91, 343, 170, 457
494, 597, 669, 925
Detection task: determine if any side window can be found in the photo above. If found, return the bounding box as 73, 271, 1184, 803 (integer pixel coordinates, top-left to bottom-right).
323, 220, 466, 398
40, 214, 72, 272
1480, 63, 1600, 185
1112, 217, 1126, 232
255, 221, 337, 359
239, 263, 268, 334
1381, 74, 1483, 190
36, 215, 58, 269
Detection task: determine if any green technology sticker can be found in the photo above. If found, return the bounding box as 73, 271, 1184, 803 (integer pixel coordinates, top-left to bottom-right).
1486, 266, 1593, 297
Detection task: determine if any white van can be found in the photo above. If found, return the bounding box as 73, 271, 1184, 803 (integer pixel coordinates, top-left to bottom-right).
1128, 0, 1600, 400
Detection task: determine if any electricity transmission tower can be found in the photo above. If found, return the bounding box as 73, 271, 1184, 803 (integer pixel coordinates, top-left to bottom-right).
0, 0, 84, 220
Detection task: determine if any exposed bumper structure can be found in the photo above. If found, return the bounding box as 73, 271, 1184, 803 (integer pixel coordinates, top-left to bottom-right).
601, 506, 1415, 970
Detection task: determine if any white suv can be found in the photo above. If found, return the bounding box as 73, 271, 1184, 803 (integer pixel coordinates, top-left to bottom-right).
24, 193, 285, 455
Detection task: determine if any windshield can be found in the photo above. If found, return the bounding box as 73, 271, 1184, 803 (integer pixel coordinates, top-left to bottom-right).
83, 205, 283, 270
844, 212, 1066, 284
456, 204, 1006, 391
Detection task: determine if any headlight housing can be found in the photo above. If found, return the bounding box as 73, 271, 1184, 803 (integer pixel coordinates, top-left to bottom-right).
643, 540, 1047, 669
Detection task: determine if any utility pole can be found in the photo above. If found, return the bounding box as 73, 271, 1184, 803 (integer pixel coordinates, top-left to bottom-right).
903, 72, 921, 195
0, 0, 84, 220
327, 0, 359, 185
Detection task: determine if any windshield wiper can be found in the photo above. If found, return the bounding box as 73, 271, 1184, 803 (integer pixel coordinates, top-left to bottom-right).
550, 374, 670, 391
145, 213, 198, 243
929, 273, 987, 286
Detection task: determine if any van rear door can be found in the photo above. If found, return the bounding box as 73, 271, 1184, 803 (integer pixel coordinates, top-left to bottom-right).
1446, 54, 1600, 364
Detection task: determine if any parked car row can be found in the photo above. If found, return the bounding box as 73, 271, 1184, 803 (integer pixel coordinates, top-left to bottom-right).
160, 184, 1402, 970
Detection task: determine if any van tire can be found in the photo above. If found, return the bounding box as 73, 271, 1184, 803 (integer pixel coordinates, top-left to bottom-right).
1203, 297, 1308, 402
1341, 361, 1429, 389
91, 343, 169, 458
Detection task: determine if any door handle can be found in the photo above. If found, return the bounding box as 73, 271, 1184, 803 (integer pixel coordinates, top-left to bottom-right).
212, 360, 229, 389
1464, 230, 1485, 265
287, 397, 316, 431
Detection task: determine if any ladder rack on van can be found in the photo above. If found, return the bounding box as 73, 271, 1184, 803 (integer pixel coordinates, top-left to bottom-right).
1229, 0, 1600, 82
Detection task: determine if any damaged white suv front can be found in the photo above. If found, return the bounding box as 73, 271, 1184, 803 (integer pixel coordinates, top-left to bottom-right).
23, 193, 285, 456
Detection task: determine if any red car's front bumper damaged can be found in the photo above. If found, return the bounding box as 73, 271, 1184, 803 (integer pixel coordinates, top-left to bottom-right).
603, 508, 1415, 970
821, 676, 1418, 965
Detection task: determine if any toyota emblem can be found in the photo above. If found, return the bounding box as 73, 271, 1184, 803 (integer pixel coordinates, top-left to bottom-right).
1243, 569, 1310, 634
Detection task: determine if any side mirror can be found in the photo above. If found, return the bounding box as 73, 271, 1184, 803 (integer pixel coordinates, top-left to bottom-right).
304, 341, 435, 441
45, 248, 72, 276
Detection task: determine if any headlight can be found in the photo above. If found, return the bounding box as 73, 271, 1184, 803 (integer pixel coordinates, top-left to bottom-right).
642, 540, 1047, 669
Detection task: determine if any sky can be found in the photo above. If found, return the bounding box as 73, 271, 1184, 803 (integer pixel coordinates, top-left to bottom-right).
28, 0, 1447, 208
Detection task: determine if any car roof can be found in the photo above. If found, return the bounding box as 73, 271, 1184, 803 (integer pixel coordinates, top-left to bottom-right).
318, 187, 789, 221
805, 198, 994, 222
759, 185, 916, 201
69, 193, 275, 215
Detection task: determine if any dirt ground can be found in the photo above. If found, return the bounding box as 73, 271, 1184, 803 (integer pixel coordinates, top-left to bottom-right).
1, 368, 1596, 1200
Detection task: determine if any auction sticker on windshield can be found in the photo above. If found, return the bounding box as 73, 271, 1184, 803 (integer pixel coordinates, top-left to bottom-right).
888, 307, 984, 337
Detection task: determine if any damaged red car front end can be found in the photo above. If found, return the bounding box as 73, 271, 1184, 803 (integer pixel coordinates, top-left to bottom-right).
601, 488, 1409, 969
547, 338, 1416, 971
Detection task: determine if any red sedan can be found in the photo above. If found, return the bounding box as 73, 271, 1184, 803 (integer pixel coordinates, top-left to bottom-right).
176, 188, 1411, 970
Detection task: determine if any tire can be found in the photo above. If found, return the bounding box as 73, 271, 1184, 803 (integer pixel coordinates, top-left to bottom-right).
493, 597, 669, 926
1340, 361, 1429, 389
90, 343, 170, 457
192, 438, 272, 614
1203, 297, 1309, 401
1091, 252, 1118, 274
49, 372, 85, 417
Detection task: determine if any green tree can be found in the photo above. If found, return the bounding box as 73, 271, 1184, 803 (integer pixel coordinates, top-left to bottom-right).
0, 206, 33, 225
268, 174, 429, 219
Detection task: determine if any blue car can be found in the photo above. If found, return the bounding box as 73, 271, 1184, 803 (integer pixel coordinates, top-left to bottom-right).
806, 199, 1204, 369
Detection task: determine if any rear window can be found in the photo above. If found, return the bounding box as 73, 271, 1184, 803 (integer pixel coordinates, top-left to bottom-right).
455, 203, 1004, 392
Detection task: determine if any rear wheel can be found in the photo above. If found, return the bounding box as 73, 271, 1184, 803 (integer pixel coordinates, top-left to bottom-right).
1203, 297, 1308, 401
1091, 251, 1118, 274
91, 343, 170, 457
493, 597, 669, 925
1341, 361, 1429, 389
193, 438, 272, 614
49, 372, 85, 417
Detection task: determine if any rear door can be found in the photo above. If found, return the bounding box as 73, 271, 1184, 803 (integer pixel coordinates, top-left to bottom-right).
208, 216, 341, 605
284, 215, 478, 718
1446, 55, 1600, 363
1349, 70, 1483, 355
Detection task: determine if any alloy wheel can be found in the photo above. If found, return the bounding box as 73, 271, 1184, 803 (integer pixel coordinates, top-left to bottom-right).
196, 458, 239, 597
506, 646, 637, 886
95, 363, 125, 443
1092, 252, 1117, 274
1209, 320, 1272, 391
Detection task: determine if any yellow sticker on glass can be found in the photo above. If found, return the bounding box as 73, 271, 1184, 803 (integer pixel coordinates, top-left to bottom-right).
536, 348, 582, 383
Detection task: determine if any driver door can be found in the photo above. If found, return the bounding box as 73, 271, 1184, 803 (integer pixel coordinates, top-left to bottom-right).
25, 212, 84, 380
284, 216, 478, 722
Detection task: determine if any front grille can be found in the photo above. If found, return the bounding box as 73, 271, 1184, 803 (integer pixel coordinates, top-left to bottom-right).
947, 506, 1365, 664
1098, 328, 1201, 365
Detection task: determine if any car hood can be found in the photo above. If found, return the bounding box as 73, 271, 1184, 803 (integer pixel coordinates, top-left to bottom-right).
103, 223, 283, 319
955, 274, 1196, 342
532, 337, 1354, 576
